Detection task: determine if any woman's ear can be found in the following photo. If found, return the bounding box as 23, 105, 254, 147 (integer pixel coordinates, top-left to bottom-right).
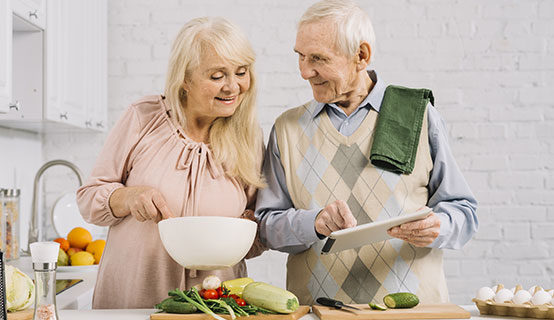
356, 42, 371, 72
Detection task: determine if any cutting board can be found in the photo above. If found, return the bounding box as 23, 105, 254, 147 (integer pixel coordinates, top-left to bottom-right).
150, 306, 310, 320
312, 303, 470, 319
7, 309, 34, 320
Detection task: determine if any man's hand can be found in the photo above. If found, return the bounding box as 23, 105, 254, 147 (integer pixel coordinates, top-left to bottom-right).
315, 200, 357, 236
387, 210, 440, 247
110, 186, 174, 222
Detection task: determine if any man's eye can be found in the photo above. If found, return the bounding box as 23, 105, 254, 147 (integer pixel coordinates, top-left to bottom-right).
311, 56, 322, 62
211, 74, 223, 80
236, 72, 247, 77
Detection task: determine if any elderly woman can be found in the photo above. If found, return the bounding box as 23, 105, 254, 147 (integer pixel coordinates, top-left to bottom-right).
77, 17, 265, 309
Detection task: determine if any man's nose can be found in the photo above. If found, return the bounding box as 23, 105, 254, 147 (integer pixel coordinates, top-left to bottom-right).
299, 60, 316, 80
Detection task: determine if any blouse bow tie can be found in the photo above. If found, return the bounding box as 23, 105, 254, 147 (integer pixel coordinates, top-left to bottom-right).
176, 142, 223, 179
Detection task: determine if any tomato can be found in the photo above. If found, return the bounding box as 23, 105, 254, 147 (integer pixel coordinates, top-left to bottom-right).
217, 286, 229, 298
235, 298, 246, 306
202, 289, 219, 299
229, 294, 240, 300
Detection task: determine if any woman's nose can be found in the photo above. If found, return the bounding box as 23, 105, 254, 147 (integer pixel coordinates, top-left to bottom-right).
222, 76, 240, 93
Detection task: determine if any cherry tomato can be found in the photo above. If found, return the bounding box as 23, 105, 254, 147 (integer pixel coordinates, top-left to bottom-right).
202, 289, 219, 299
235, 298, 246, 306
229, 294, 240, 300
217, 286, 228, 297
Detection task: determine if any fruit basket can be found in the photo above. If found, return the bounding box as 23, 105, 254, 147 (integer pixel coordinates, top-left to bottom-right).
473, 284, 554, 319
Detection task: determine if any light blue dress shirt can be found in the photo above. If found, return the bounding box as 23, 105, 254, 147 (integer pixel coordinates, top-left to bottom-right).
255, 70, 478, 253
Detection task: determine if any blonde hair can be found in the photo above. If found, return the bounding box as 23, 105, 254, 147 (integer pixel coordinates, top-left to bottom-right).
299, 0, 376, 60
164, 17, 264, 188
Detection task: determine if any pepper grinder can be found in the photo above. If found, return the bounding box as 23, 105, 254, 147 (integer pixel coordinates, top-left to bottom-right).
30, 242, 60, 320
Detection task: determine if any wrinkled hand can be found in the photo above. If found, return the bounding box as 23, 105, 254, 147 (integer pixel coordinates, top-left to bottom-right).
124, 186, 174, 222
387, 210, 440, 247
315, 200, 357, 237
241, 209, 268, 259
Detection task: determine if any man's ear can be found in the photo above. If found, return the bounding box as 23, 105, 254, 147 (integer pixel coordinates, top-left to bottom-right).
356, 42, 371, 71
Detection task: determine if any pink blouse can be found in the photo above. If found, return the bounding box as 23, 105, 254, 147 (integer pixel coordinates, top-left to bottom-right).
77, 95, 259, 309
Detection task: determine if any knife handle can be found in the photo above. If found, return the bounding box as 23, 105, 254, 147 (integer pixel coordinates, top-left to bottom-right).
316, 297, 343, 308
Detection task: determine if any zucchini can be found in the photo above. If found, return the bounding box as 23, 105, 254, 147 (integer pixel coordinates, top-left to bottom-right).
242, 282, 299, 314
383, 292, 419, 309
221, 277, 254, 297
155, 298, 197, 314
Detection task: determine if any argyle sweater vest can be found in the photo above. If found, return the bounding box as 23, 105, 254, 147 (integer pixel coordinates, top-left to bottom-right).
274, 100, 449, 305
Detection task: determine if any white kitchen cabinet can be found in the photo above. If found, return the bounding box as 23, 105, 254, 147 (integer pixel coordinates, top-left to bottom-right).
11, 0, 46, 30
0, 0, 107, 132
0, 0, 12, 114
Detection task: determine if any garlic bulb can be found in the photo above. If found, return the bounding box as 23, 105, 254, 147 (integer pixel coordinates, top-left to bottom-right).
494, 288, 514, 303
512, 290, 531, 304
476, 287, 496, 301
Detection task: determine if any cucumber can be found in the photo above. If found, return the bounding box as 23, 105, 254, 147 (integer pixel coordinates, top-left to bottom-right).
383, 293, 419, 309
368, 302, 387, 310
242, 282, 299, 314
156, 298, 197, 314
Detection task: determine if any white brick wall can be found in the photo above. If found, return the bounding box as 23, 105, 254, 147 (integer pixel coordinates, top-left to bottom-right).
38, 0, 554, 305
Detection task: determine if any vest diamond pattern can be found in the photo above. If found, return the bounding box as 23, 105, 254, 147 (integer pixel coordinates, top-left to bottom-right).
275, 101, 449, 305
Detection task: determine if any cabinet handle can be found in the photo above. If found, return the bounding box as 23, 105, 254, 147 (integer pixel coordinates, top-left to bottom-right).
96, 121, 104, 128
9, 101, 20, 111
85, 120, 92, 127
29, 10, 38, 19
59, 112, 68, 120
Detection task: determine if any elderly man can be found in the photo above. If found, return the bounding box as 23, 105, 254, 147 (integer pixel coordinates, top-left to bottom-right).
255, 0, 478, 305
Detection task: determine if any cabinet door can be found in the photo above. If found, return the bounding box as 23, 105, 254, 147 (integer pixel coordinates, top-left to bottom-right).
85, 0, 107, 132
0, 0, 12, 114
46, 0, 88, 128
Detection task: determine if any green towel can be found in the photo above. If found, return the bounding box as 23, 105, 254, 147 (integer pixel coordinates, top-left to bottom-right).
370, 85, 434, 175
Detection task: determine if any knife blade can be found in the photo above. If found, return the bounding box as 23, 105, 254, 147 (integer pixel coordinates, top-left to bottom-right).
316, 297, 361, 310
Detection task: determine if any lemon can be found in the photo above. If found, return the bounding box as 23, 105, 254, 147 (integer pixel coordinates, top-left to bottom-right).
70, 251, 95, 266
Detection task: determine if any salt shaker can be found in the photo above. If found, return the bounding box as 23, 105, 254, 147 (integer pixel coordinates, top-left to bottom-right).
30, 242, 60, 320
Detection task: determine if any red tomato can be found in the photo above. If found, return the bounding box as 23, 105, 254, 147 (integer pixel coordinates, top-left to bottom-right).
235, 298, 246, 306
229, 294, 240, 300
202, 289, 219, 299
217, 286, 227, 297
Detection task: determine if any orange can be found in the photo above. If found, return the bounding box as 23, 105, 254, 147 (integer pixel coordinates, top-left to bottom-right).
86, 239, 106, 264
54, 238, 70, 251
67, 247, 83, 256
67, 227, 92, 249
70, 251, 95, 266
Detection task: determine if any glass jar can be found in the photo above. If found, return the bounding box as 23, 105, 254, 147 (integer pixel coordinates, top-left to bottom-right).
0, 188, 5, 253
1, 188, 21, 260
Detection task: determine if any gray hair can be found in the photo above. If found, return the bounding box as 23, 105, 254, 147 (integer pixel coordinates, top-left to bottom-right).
299, 0, 376, 60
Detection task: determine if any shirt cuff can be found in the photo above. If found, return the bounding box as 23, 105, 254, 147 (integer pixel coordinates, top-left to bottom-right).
428, 211, 450, 249
297, 208, 323, 245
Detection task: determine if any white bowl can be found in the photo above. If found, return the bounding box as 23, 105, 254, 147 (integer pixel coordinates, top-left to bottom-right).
158, 216, 256, 270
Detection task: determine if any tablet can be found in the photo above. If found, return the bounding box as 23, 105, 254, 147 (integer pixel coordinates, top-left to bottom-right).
321, 207, 432, 254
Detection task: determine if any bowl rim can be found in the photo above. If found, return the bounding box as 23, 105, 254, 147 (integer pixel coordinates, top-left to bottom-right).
158, 215, 257, 227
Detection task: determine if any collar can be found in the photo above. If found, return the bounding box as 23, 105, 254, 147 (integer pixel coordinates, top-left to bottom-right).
311, 70, 387, 119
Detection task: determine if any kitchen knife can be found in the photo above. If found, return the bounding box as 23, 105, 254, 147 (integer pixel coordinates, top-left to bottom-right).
316, 297, 361, 310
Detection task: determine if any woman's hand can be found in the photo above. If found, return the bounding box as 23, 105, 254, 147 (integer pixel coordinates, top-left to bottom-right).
110, 186, 174, 222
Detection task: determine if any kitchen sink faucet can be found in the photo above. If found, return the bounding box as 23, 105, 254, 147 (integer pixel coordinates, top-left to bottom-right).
27, 160, 84, 251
